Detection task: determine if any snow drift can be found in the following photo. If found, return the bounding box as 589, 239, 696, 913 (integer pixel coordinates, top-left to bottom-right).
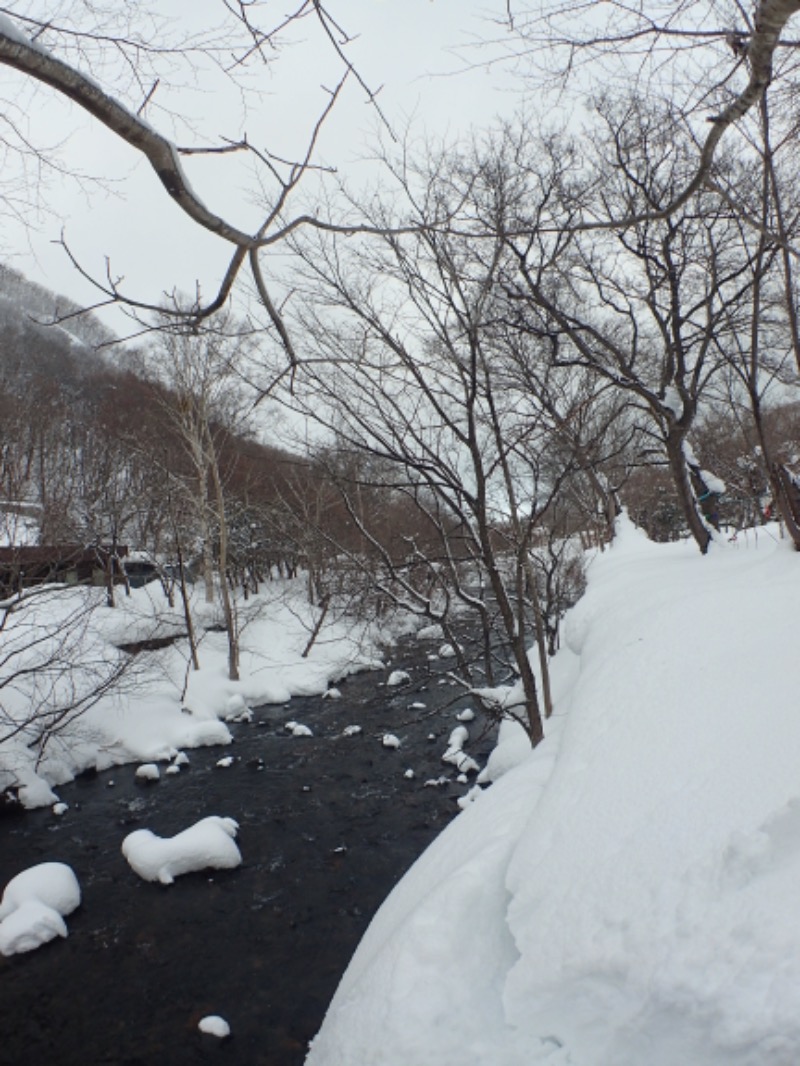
307, 519, 800, 1066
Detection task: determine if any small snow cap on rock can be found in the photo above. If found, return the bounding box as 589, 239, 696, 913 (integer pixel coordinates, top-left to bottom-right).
135, 763, 160, 782
286, 721, 313, 737
386, 670, 410, 688
382, 734, 401, 749
198, 1015, 231, 1039
442, 725, 480, 774
438, 643, 460, 659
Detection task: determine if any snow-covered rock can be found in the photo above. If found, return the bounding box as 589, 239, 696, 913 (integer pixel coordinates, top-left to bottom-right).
386, 670, 410, 687
0, 862, 81, 922
0, 862, 81, 957
0, 899, 68, 956
441, 725, 479, 774
286, 721, 313, 737
135, 763, 160, 782
121, 816, 242, 885
382, 734, 401, 749
198, 1015, 231, 1038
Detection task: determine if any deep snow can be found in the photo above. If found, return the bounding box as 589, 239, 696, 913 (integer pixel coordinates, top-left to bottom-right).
3, 517, 799, 1063
306, 518, 800, 1066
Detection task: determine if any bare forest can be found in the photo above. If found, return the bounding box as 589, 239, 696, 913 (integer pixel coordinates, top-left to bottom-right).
1, 1, 800, 749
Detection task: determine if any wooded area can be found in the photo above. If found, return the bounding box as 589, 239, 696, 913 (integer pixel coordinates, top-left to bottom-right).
1, 2, 800, 747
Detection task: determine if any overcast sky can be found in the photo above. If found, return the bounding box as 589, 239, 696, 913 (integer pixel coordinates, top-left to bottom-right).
1, 1, 523, 333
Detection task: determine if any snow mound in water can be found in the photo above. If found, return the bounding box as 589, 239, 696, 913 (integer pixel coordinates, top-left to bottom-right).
122, 816, 241, 885
0, 862, 81, 957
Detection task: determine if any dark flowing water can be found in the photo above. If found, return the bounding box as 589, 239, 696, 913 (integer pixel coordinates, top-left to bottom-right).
0, 634, 494, 1066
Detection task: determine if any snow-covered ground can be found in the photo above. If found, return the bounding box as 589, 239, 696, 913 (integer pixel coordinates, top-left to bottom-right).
4, 517, 799, 1063
0, 579, 384, 807
307, 517, 800, 1066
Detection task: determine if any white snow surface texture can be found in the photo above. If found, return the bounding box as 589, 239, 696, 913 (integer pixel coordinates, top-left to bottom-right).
0, 862, 81, 956
307, 519, 800, 1066
121, 816, 241, 885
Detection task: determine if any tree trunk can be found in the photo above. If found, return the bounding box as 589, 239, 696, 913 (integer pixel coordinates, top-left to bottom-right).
208, 445, 239, 681
750, 391, 800, 549
176, 540, 201, 673
665, 432, 712, 553
772, 463, 800, 549
525, 556, 554, 719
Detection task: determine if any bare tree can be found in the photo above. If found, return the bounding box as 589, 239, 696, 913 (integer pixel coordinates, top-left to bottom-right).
0, 584, 135, 774
281, 141, 628, 745
149, 324, 258, 681
493, 1, 800, 233
0, 2, 408, 342
500, 109, 766, 552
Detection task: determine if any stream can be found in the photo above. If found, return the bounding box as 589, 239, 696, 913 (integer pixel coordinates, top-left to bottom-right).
0, 631, 495, 1066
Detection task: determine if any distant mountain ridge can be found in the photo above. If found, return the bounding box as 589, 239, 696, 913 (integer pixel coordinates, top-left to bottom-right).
0, 264, 121, 394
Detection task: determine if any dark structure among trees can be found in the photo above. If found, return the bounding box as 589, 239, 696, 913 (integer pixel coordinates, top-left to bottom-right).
0, 544, 128, 597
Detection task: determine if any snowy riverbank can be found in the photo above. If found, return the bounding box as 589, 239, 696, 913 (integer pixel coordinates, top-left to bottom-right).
307, 518, 800, 1066
0, 633, 486, 1065
1, 579, 385, 808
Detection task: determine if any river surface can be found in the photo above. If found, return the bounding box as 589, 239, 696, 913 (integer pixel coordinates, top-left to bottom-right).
0, 632, 494, 1066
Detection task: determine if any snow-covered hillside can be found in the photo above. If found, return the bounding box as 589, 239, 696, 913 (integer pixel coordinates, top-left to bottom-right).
307, 517, 800, 1066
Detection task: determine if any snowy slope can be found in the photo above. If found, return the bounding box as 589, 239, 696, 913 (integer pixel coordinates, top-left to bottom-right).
307, 518, 800, 1066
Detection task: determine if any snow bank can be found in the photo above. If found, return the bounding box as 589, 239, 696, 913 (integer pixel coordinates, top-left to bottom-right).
1, 578, 384, 807
308, 521, 800, 1066
122, 816, 242, 885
